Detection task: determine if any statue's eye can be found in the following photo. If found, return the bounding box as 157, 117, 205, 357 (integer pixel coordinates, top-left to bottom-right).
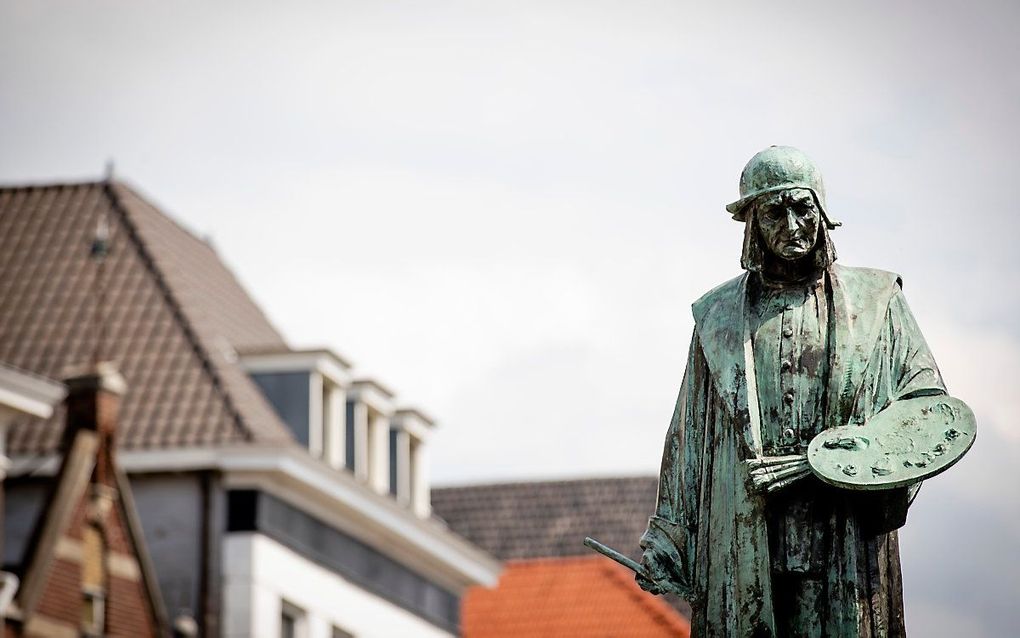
795, 203, 814, 217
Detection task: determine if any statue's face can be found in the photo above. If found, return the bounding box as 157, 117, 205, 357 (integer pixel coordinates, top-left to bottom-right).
755, 188, 821, 261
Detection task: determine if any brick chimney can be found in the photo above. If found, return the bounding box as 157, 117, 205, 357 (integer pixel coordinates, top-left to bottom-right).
62, 362, 126, 485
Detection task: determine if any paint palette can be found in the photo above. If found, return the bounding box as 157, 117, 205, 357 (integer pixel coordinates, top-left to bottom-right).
807, 396, 976, 491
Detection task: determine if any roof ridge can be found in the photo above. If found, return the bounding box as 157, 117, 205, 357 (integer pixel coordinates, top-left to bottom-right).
102, 182, 255, 443
111, 180, 288, 349
112, 181, 212, 247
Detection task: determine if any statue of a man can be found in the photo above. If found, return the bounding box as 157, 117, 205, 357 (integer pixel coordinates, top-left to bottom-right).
635, 146, 973, 636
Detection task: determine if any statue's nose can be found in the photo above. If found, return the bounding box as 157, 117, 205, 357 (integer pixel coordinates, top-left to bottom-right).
785, 209, 799, 232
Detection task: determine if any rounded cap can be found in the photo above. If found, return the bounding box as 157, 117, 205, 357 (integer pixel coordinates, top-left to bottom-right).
726, 145, 840, 228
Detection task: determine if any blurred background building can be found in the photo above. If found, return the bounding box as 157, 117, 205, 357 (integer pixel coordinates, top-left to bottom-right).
0, 178, 692, 637
433, 477, 691, 637
0, 180, 501, 637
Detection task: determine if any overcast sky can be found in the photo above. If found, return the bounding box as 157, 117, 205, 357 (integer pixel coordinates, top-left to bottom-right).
2, 0, 1017, 633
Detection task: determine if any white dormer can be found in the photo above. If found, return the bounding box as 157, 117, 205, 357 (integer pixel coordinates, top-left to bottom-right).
346, 379, 395, 495
240, 348, 352, 469
242, 352, 433, 516
390, 408, 435, 518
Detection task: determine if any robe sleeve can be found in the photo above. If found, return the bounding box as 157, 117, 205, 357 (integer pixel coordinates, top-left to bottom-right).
640, 330, 704, 596
854, 287, 947, 420
851, 286, 949, 527
886, 288, 947, 400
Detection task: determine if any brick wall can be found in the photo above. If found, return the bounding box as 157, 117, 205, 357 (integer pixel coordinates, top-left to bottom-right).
33, 557, 81, 627
19, 473, 158, 637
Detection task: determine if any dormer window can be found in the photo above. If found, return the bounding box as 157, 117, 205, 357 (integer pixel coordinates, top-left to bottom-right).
345, 399, 357, 472
242, 350, 433, 515
347, 379, 395, 494
388, 427, 402, 499
391, 409, 435, 517
320, 375, 345, 468
241, 348, 351, 468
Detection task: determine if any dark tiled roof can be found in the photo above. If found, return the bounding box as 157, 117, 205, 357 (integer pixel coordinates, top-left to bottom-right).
432, 476, 658, 562
0, 180, 293, 453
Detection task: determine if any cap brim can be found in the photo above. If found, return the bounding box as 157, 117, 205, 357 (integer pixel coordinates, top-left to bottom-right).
724, 186, 841, 228
725, 196, 755, 219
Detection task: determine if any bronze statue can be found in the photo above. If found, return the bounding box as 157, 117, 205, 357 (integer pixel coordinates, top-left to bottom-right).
586, 146, 975, 637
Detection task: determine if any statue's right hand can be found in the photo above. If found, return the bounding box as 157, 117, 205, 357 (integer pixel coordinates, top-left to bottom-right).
635, 543, 676, 595
635, 572, 665, 595
636, 515, 696, 599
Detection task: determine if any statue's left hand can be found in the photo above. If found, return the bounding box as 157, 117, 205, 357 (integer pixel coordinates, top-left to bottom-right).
746, 454, 811, 493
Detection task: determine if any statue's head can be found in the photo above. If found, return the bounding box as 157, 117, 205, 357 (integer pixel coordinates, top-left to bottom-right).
726, 146, 840, 273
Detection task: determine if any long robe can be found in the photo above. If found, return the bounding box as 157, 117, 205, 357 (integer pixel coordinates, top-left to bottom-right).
647, 264, 946, 637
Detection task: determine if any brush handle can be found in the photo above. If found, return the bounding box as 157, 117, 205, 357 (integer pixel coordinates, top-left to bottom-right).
583, 537, 650, 578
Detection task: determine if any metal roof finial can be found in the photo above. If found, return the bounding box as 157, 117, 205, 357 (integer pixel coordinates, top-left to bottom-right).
91, 210, 111, 365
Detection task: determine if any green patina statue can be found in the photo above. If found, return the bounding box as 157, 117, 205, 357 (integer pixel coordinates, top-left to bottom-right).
588, 146, 975, 637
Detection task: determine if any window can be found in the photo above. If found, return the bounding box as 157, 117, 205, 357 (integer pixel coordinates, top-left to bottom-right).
345, 400, 356, 472
332, 626, 355, 638
81, 524, 106, 636
320, 379, 332, 460
280, 612, 296, 638
280, 601, 305, 638
409, 436, 428, 516
388, 428, 399, 497
82, 589, 105, 637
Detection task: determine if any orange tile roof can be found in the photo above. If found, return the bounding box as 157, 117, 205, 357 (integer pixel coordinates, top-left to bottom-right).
463, 556, 691, 638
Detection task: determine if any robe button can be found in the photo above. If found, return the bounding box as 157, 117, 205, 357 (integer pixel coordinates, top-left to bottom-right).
783, 428, 796, 440
783, 390, 795, 404
782, 326, 794, 338
780, 360, 793, 372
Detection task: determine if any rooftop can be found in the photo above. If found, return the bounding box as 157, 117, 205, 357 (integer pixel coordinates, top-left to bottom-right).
432, 476, 659, 562
0, 180, 293, 452
462, 556, 690, 638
